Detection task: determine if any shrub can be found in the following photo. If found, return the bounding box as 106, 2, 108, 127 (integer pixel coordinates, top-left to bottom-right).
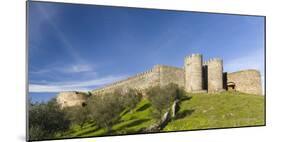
65, 104, 91, 129
28, 99, 71, 140
146, 83, 184, 121
87, 91, 125, 133
122, 89, 142, 112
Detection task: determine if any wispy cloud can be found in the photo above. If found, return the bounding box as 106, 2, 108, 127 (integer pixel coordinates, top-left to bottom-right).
37, 4, 84, 62
29, 75, 128, 93
224, 48, 264, 73
30, 68, 51, 74
30, 63, 96, 75
58, 64, 95, 73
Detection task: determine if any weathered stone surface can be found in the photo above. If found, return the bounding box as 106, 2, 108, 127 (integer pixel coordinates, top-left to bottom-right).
158, 65, 185, 87
143, 123, 160, 132
56, 91, 87, 108
184, 54, 203, 92
90, 54, 262, 96
171, 100, 179, 118
57, 53, 263, 108
91, 65, 185, 95
159, 110, 170, 129
206, 58, 224, 93
227, 70, 262, 95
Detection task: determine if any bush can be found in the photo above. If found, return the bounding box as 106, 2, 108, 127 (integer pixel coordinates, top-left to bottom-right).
87, 91, 125, 132
65, 105, 91, 129
146, 83, 184, 121
28, 99, 71, 140
122, 89, 142, 112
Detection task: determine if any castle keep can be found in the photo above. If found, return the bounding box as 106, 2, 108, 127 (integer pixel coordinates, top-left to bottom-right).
57, 53, 262, 108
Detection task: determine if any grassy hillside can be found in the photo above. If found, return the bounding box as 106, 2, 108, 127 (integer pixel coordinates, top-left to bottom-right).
61, 91, 264, 138
163, 91, 265, 131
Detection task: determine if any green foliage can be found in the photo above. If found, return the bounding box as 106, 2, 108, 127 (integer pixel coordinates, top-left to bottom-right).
122, 89, 142, 112
64, 99, 155, 137
28, 99, 71, 140
146, 83, 184, 121
163, 91, 265, 131
65, 105, 91, 129
61, 91, 264, 138
87, 91, 125, 132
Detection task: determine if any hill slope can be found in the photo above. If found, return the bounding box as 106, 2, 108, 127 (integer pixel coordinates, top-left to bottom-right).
63, 91, 264, 137
164, 91, 265, 131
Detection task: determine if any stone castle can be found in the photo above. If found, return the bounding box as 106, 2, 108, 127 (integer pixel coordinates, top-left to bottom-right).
57, 53, 262, 108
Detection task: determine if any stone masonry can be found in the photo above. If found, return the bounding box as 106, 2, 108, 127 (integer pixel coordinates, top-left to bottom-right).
57, 53, 263, 108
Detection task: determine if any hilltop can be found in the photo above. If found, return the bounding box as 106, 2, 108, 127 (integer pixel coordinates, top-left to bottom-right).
60, 91, 264, 138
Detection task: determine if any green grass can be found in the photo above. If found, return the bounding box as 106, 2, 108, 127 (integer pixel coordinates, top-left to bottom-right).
61, 91, 264, 138
61, 99, 156, 137
164, 91, 265, 131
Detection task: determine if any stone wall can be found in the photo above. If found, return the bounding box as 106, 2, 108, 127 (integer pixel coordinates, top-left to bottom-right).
227, 70, 262, 95
91, 65, 161, 95
206, 58, 224, 93
56, 54, 263, 108
184, 54, 204, 92
56, 91, 88, 108
91, 65, 185, 95
158, 65, 184, 88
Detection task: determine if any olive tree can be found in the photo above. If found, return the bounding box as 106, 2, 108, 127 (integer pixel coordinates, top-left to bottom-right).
146, 83, 184, 121
65, 104, 91, 129
28, 99, 71, 140
122, 89, 142, 112
87, 91, 125, 133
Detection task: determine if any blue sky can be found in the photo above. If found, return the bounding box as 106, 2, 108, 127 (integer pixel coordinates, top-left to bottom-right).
28, 2, 265, 102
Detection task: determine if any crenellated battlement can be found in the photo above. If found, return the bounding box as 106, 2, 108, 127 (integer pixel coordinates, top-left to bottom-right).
154, 64, 183, 70
58, 53, 263, 108
203, 58, 222, 64
91, 64, 185, 95
185, 53, 202, 61
91, 66, 160, 94
209, 57, 222, 62
203, 61, 208, 66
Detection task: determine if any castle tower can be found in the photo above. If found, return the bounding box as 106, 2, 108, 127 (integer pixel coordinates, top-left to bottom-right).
207, 58, 224, 93
184, 54, 205, 93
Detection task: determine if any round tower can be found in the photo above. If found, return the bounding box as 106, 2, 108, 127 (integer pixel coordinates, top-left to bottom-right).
184, 54, 204, 92
207, 58, 224, 93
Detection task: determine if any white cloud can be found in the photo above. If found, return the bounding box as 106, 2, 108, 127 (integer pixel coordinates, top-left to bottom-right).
30, 69, 50, 74
38, 5, 83, 62
30, 63, 96, 75
29, 75, 128, 93
58, 64, 95, 73
224, 48, 264, 73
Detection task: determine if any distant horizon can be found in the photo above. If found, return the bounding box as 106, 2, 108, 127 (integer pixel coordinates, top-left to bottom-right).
28, 1, 265, 102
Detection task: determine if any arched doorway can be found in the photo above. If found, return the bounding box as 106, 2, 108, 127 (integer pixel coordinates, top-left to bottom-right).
227, 82, 236, 91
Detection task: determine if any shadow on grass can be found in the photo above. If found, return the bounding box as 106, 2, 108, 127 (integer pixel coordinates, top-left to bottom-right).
181, 95, 192, 102
120, 109, 130, 117
75, 126, 100, 136
175, 109, 195, 120
136, 103, 151, 112
113, 118, 150, 134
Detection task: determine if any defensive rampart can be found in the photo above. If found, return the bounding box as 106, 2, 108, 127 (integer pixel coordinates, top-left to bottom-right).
57, 53, 263, 108
227, 69, 262, 95
56, 91, 88, 108
91, 65, 185, 95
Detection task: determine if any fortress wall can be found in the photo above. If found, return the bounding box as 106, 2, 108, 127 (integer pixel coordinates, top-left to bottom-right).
158, 65, 185, 88
184, 54, 203, 92
91, 65, 161, 95
91, 65, 185, 95
56, 92, 87, 108
207, 58, 224, 93
227, 69, 262, 95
